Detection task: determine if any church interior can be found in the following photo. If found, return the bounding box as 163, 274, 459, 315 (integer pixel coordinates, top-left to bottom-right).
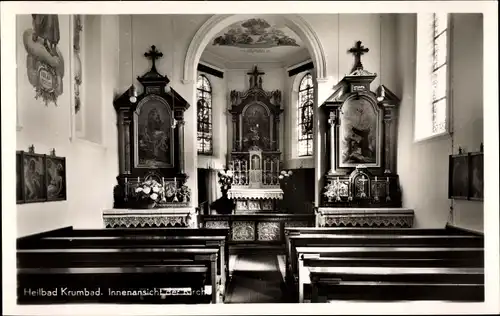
10, 11, 492, 307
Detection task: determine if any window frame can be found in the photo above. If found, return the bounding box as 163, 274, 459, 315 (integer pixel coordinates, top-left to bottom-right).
414, 13, 453, 143
297, 73, 314, 157
196, 74, 213, 155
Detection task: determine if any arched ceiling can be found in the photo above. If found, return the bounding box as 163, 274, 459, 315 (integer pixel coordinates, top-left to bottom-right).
201, 15, 309, 66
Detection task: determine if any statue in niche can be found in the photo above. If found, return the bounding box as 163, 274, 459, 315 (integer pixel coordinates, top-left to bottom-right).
137, 100, 172, 168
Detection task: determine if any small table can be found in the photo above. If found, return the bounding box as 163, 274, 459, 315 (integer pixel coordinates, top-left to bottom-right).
316, 207, 414, 228
102, 207, 197, 228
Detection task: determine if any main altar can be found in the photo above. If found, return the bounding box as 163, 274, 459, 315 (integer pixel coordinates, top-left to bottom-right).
198, 66, 314, 252
103, 45, 195, 228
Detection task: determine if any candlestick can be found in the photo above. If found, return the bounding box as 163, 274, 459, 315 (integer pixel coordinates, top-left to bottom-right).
386, 177, 389, 182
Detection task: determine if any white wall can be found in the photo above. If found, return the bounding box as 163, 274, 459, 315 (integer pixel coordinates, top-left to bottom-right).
396, 14, 484, 231
16, 15, 120, 236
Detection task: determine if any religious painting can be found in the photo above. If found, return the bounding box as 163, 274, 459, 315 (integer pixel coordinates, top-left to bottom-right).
134, 95, 174, 169
339, 96, 381, 168
468, 152, 483, 201
448, 154, 469, 200
46, 156, 67, 201
16, 151, 24, 204
22, 152, 47, 203
242, 103, 271, 151
23, 14, 64, 106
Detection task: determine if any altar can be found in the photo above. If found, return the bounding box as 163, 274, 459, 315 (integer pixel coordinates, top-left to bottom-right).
104, 45, 196, 227
316, 41, 414, 227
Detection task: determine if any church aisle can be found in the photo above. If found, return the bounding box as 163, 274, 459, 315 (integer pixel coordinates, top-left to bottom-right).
224, 255, 288, 303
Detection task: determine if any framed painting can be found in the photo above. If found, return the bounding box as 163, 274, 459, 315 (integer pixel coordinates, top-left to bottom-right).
448, 153, 469, 200
338, 95, 382, 168
46, 155, 67, 201
134, 94, 174, 169
16, 151, 24, 204
22, 151, 47, 203
468, 152, 483, 201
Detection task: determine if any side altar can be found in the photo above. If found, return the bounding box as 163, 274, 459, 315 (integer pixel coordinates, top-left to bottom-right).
199, 66, 314, 252
104, 45, 195, 228
317, 41, 414, 227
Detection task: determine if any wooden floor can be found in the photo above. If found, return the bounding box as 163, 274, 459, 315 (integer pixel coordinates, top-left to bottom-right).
225, 254, 289, 303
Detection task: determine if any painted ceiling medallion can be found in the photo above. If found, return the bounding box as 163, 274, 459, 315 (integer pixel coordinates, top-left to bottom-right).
212, 18, 299, 49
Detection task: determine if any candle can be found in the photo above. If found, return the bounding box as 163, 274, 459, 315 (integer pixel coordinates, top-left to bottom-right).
386, 177, 389, 182
137, 177, 140, 182
125, 177, 128, 183
375, 176, 378, 182
174, 177, 177, 185
162, 177, 165, 187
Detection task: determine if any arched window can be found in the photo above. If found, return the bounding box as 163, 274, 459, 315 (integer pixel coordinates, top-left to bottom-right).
297, 73, 314, 156
415, 13, 450, 141
197, 74, 213, 155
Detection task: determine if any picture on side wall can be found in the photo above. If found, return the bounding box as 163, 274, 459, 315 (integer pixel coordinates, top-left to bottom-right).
23, 14, 65, 106
22, 152, 47, 203
16, 151, 24, 204
448, 153, 469, 200
46, 155, 67, 201
469, 152, 483, 201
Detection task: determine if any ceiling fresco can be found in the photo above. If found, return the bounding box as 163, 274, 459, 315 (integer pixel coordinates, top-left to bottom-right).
212, 18, 300, 48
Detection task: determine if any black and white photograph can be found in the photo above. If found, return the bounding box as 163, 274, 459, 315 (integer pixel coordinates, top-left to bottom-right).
2, 1, 499, 316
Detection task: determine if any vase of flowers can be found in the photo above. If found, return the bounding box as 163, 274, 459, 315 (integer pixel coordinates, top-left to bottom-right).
135, 179, 164, 209
176, 184, 191, 203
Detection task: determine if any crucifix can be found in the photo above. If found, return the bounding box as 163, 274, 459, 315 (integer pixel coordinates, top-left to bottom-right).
144, 45, 163, 72
348, 41, 369, 72
248, 65, 265, 88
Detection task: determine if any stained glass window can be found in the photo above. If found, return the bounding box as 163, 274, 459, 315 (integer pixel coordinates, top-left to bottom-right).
197, 74, 212, 155
431, 13, 448, 134
298, 73, 314, 157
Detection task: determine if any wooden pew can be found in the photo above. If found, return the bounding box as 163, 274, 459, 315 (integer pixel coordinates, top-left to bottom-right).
309, 266, 484, 303
286, 233, 483, 288
17, 247, 220, 304
296, 248, 483, 302
19, 227, 230, 296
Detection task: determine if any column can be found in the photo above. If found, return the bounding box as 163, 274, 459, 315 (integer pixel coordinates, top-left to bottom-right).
117, 111, 125, 174
123, 116, 132, 174
177, 120, 185, 174
383, 106, 395, 174
327, 111, 338, 175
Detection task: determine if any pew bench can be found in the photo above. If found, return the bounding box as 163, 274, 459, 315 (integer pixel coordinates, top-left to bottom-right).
17, 247, 221, 304
309, 267, 484, 303
296, 249, 483, 302
286, 233, 484, 288
18, 227, 230, 300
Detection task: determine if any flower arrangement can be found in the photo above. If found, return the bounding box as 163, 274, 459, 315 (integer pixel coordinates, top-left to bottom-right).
278, 170, 293, 185
135, 179, 164, 207
218, 169, 234, 193
176, 184, 191, 202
